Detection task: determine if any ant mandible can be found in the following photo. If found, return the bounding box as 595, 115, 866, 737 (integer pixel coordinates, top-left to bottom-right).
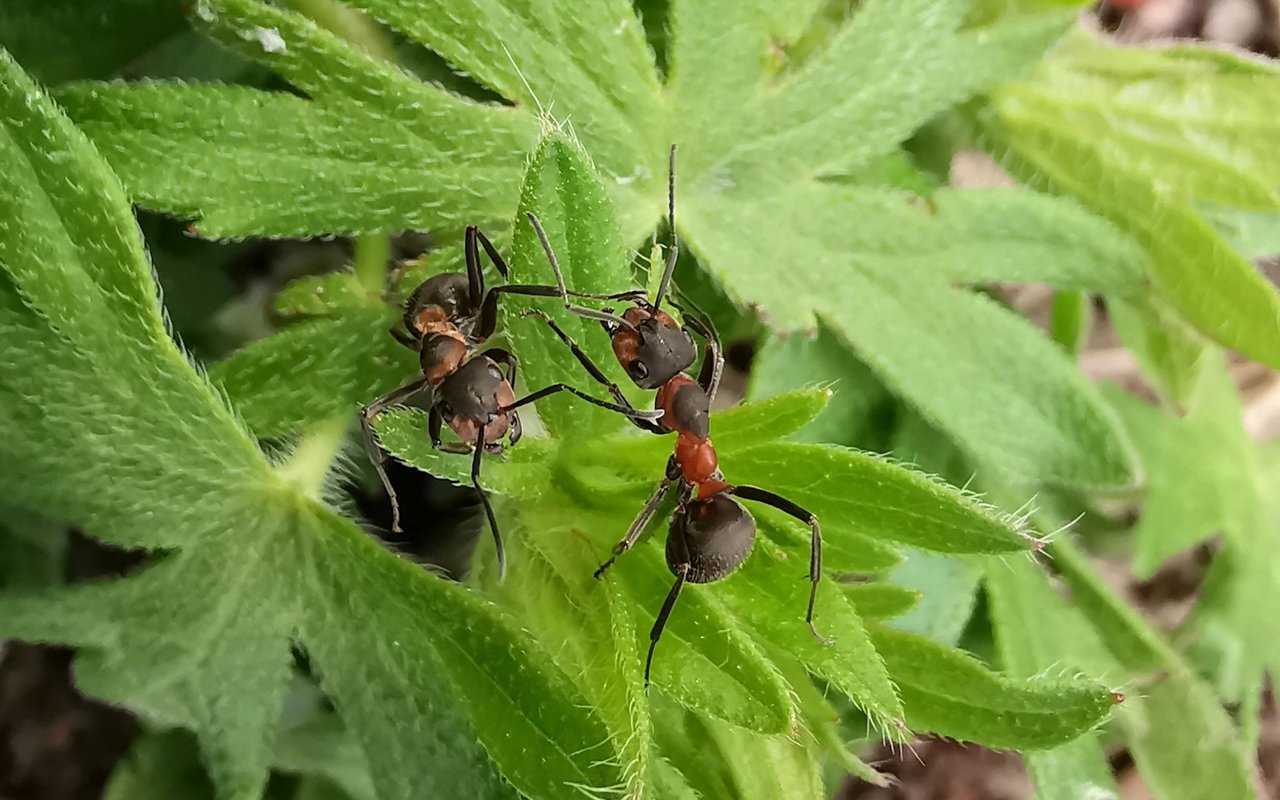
519, 145, 831, 684
360, 225, 664, 580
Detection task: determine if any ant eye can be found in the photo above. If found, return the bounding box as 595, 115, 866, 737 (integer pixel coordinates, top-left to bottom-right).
630, 361, 649, 380
684, 329, 694, 344
487, 364, 503, 381
440, 402, 454, 420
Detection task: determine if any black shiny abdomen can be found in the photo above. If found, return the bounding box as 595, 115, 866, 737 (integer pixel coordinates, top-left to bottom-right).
668, 494, 756, 584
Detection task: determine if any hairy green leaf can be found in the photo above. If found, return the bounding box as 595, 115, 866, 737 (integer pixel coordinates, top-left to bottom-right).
1052, 541, 1256, 800
0, 49, 631, 800
1104, 354, 1257, 577
870, 625, 1119, 749
984, 558, 1120, 800
840, 582, 921, 621
986, 32, 1280, 367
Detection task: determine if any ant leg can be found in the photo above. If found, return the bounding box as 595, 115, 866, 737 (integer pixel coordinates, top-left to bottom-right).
731, 485, 832, 645
464, 225, 485, 312
466, 426, 506, 581
645, 562, 689, 688
389, 326, 420, 350
524, 213, 634, 330
684, 312, 725, 405
361, 377, 432, 533
472, 226, 510, 279
518, 309, 666, 434
501, 383, 665, 422
428, 406, 475, 455
594, 477, 675, 578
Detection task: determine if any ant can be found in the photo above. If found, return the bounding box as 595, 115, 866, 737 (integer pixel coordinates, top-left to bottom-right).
360, 225, 665, 580
519, 145, 830, 684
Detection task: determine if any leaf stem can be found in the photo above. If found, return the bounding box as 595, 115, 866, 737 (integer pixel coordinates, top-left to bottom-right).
276, 414, 352, 500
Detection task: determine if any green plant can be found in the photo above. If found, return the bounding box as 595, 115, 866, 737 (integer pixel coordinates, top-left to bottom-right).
1, 1, 1277, 799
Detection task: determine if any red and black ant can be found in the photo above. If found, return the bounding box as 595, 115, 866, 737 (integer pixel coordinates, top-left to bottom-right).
361, 226, 664, 579
519, 146, 830, 684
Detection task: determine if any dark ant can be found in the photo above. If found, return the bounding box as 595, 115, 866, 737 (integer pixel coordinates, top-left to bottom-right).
519, 145, 830, 684
360, 226, 665, 580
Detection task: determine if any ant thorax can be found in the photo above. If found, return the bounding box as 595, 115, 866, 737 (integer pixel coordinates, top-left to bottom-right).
420, 333, 468, 385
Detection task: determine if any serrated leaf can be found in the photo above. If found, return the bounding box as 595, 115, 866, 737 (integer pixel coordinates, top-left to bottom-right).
985, 32, 1280, 367
211, 307, 415, 438
1104, 354, 1257, 577
1050, 541, 1256, 800
887, 550, 983, 646
726, 443, 1032, 554
839, 581, 921, 621
869, 625, 1118, 749
715, 533, 905, 733
652, 700, 824, 800
59, 0, 538, 238
0, 49, 629, 800
686, 181, 1138, 488
748, 323, 891, 449
983, 558, 1120, 800
498, 134, 649, 439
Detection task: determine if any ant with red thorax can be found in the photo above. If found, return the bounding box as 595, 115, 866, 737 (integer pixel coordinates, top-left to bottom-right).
519, 145, 830, 684
361, 226, 664, 580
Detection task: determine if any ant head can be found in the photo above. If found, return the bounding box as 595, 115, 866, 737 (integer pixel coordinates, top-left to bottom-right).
436, 356, 515, 444
668, 493, 755, 584
421, 334, 468, 385
610, 305, 697, 390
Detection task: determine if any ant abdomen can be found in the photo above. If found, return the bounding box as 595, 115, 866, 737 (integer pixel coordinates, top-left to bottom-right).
668, 494, 755, 584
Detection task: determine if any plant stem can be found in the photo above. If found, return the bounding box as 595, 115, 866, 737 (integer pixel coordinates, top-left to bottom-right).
354, 232, 392, 295
276, 413, 352, 500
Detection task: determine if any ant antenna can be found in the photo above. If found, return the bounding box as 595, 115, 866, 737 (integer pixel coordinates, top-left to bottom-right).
652, 144, 679, 311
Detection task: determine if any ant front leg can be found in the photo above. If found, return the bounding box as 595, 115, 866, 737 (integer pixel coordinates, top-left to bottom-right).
731, 485, 832, 645
500, 382, 665, 423
594, 470, 678, 578
469, 426, 507, 581
519, 309, 665, 434
361, 376, 432, 533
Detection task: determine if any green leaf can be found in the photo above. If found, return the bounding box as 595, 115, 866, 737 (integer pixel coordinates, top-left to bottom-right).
272, 707, 376, 800
714, 533, 905, 734
887, 551, 983, 646
1107, 297, 1207, 409
0, 49, 631, 800
1049, 289, 1090, 358
0, 0, 186, 83
1104, 354, 1258, 577
60, 1, 538, 238
653, 700, 824, 800
869, 625, 1119, 749
686, 181, 1139, 488
839, 581, 921, 621
211, 307, 414, 438
726, 443, 1033, 554
1200, 204, 1280, 260
748, 323, 891, 448
985, 32, 1280, 367
498, 134, 650, 439
984, 558, 1120, 800
104, 730, 215, 800
1051, 541, 1256, 800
